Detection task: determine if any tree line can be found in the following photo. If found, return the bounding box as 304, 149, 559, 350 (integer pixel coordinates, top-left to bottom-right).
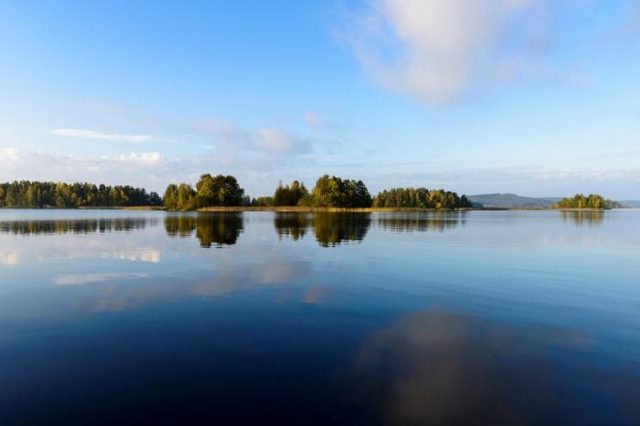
552, 194, 621, 209
0, 181, 161, 208
373, 187, 472, 209
266, 177, 471, 210
0, 176, 474, 211
11, 176, 617, 212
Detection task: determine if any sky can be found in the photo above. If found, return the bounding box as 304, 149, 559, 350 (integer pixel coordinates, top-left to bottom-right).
0, 0, 639, 199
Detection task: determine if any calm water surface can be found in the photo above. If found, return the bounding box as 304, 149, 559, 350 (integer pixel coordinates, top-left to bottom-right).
0, 209, 639, 425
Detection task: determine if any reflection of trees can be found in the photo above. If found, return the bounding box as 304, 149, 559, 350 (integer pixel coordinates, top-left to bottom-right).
164, 213, 243, 247
164, 215, 196, 237
560, 210, 604, 226
313, 213, 371, 247
348, 310, 638, 425
274, 213, 311, 241
0, 218, 151, 235
377, 212, 465, 232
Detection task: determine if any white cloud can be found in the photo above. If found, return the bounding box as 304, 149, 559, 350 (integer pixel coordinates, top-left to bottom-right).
51, 128, 166, 142
113, 152, 162, 167
0, 147, 20, 162
198, 120, 312, 157
255, 128, 310, 154
0, 147, 171, 190
342, 0, 550, 103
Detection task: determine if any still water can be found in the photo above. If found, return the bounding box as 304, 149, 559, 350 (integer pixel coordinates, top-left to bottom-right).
0, 209, 639, 425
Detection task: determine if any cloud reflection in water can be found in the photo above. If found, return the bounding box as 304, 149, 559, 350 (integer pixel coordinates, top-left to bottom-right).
348, 310, 639, 425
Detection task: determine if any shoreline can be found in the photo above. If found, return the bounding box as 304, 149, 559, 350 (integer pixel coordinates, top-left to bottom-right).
0, 206, 620, 212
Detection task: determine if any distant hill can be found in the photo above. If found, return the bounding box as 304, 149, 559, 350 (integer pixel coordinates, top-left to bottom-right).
468, 193, 561, 208
620, 200, 640, 208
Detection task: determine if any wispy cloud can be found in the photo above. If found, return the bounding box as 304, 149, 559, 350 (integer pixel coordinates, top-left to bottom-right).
0, 147, 20, 162
51, 128, 169, 143
197, 120, 313, 157
340, 0, 553, 103
112, 152, 162, 167
0, 147, 172, 190
304, 111, 324, 129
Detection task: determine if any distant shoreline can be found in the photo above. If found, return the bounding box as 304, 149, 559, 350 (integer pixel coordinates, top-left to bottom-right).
0, 206, 621, 212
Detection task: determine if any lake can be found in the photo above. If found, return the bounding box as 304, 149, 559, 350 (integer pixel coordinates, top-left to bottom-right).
1, 209, 639, 425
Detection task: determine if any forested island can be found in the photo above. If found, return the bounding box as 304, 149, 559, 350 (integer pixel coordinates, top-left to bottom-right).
161, 175, 472, 210
0, 177, 622, 212
552, 194, 621, 209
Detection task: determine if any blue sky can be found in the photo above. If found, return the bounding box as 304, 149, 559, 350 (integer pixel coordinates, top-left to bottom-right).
1, 0, 639, 198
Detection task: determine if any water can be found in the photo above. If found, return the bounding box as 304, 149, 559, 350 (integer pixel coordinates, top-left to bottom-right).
0, 209, 639, 425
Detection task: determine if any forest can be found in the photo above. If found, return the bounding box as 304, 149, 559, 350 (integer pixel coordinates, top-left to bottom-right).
163, 174, 247, 210
0, 181, 161, 208
162, 175, 373, 210
373, 187, 472, 209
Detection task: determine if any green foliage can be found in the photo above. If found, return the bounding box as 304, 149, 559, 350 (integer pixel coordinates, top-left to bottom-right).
252, 196, 274, 207
373, 187, 472, 210
164, 174, 245, 211
195, 174, 244, 207
0, 181, 161, 208
163, 183, 197, 211
310, 175, 372, 208
552, 194, 620, 209
273, 180, 309, 206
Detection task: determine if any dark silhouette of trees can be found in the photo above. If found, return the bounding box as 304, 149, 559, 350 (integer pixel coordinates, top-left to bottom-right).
377, 212, 466, 232
273, 180, 309, 206
373, 187, 472, 210
0, 218, 149, 235
274, 212, 311, 240
553, 194, 620, 209
313, 213, 371, 246
164, 213, 243, 247
0, 181, 162, 208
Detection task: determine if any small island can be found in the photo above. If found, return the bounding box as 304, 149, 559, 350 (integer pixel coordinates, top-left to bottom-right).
551, 194, 621, 210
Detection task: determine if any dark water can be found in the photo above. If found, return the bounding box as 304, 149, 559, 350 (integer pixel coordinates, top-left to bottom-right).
0, 209, 639, 425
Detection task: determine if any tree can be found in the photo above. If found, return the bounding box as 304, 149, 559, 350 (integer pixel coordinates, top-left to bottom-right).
195, 174, 216, 207
273, 180, 309, 206
163, 184, 179, 210
177, 183, 196, 210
